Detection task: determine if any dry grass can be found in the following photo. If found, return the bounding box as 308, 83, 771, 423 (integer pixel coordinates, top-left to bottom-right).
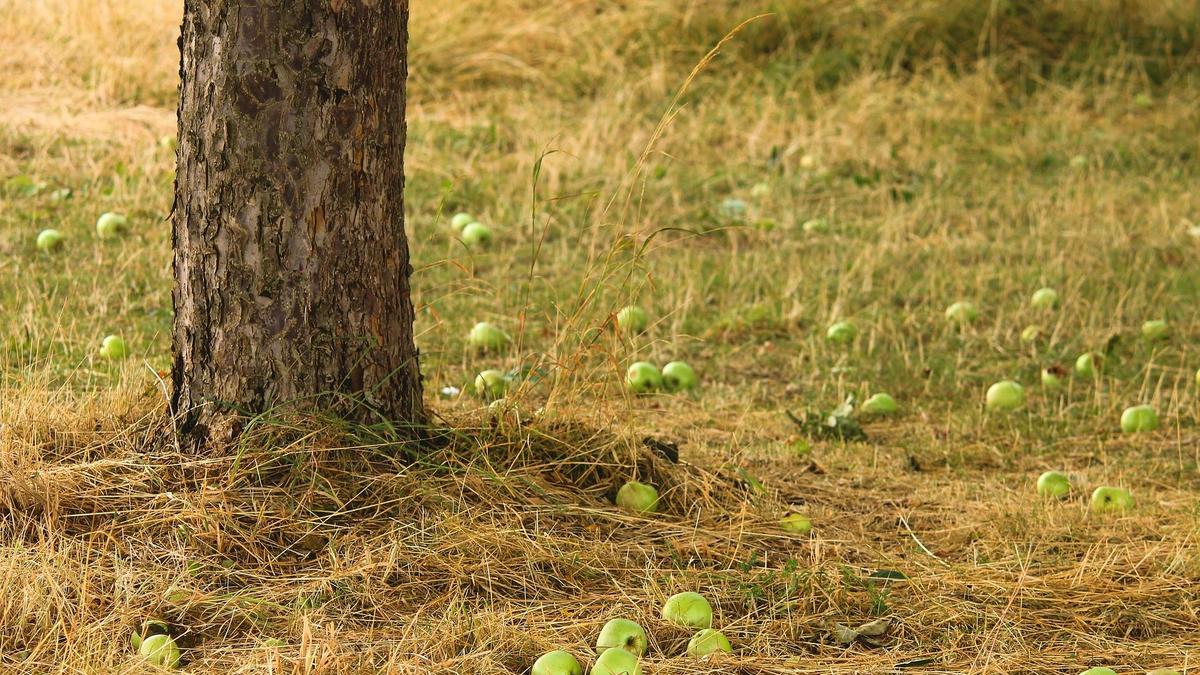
3, 0, 1200, 673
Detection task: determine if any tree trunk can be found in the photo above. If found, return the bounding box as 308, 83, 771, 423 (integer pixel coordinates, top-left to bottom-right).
171, 0, 423, 444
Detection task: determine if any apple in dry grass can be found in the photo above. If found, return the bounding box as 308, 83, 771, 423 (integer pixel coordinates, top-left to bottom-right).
1078, 668, 1117, 675
661, 591, 712, 629
1041, 368, 1063, 391
661, 361, 698, 392
96, 212, 128, 239
468, 322, 511, 351
750, 182, 770, 199
1090, 486, 1133, 513
616, 481, 658, 514
36, 229, 64, 252
138, 634, 181, 669
450, 212, 474, 231
616, 306, 649, 334
591, 647, 641, 675
531, 650, 582, 675
460, 222, 493, 248
825, 320, 857, 344
779, 513, 812, 534
944, 301, 979, 324
861, 393, 898, 415
474, 369, 507, 400
1120, 404, 1158, 433
687, 628, 732, 657
1021, 325, 1042, 343
1036, 471, 1071, 498
595, 618, 648, 656
985, 380, 1024, 412
99, 335, 129, 359
802, 218, 829, 234
1075, 352, 1101, 378
625, 362, 662, 394
1030, 287, 1059, 309
1141, 319, 1170, 341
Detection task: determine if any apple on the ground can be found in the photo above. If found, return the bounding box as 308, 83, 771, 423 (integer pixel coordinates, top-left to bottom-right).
661, 361, 698, 392
450, 212, 474, 231
780, 513, 812, 534
474, 369, 508, 400
661, 591, 713, 629
750, 182, 770, 199
944, 301, 979, 324
1089, 486, 1133, 513
625, 362, 662, 394
1036, 471, 1071, 498
1030, 287, 1059, 309
1021, 325, 1041, 343
1141, 319, 1169, 341
861, 393, 898, 415
687, 628, 732, 657
139, 634, 181, 669
985, 380, 1024, 412
468, 322, 511, 351
1075, 352, 1101, 378
595, 618, 648, 656
1078, 669, 1117, 675
1041, 368, 1063, 391
826, 321, 857, 344
616, 306, 649, 333
802, 218, 829, 234
1120, 404, 1158, 433
96, 212, 128, 239
616, 481, 659, 514
460, 222, 493, 248
531, 650, 582, 675
36, 229, 64, 252
99, 335, 129, 359
591, 647, 641, 675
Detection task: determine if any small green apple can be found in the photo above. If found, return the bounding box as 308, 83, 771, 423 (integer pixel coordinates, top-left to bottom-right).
1075, 352, 1101, 378
474, 369, 508, 400
616, 480, 659, 514
985, 380, 1024, 412
1141, 319, 1169, 342
861, 393, 898, 415
1120, 404, 1158, 433
138, 634, 181, 669
99, 335, 129, 359
1020, 325, 1042, 343
460, 222, 493, 248
779, 513, 812, 534
261, 638, 286, 648
591, 647, 642, 675
1036, 471, 1071, 499
801, 218, 829, 234
531, 650, 582, 675
95, 212, 128, 239
750, 182, 770, 199
661, 591, 713, 629
616, 306, 649, 334
595, 618, 648, 656
661, 361, 698, 392
945, 301, 979, 324
1090, 486, 1133, 514
450, 212, 474, 231
687, 628, 732, 657
1041, 367, 1063, 391
1030, 288, 1059, 309
625, 362, 662, 394
720, 197, 747, 219
467, 322, 511, 351
36, 229, 64, 252
825, 321, 857, 344
1079, 669, 1117, 675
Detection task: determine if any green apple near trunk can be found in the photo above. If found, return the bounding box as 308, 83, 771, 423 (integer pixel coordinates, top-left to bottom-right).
531, 650, 582, 675
591, 647, 642, 675
99, 335, 129, 359
1120, 404, 1158, 433
467, 322, 511, 351
687, 628, 732, 657
1090, 486, 1133, 513
595, 618, 648, 656
96, 212, 128, 239
661, 361, 698, 392
36, 229, 64, 252
661, 591, 713, 629
616, 480, 659, 514
474, 369, 507, 400
1036, 471, 1071, 498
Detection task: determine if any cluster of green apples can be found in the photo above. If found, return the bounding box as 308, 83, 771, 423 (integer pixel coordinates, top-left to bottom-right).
531, 592, 731, 675
449, 211, 494, 249
625, 360, 698, 395
1035, 471, 1134, 514
36, 211, 129, 253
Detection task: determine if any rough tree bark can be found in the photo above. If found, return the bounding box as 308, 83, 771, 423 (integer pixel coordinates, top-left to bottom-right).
172, 0, 423, 444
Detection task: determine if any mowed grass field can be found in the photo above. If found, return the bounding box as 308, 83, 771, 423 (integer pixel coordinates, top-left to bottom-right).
3, 0, 1200, 672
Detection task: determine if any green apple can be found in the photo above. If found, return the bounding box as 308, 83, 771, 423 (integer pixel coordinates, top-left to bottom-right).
985, 380, 1024, 412
861, 393, 898, 415
944, 301, 979, 324
750, 182, 770, 199
36, 229, 65, 252
531, 650, 582, 675
1141, 319, 1169, 341
661, 361, 698, 392
1120, 404, 1158, 433
825, 321, 857, 344
468, 322, 511, 351
591, 647, 641, 675
1020, 325, 1042, 343
801, 218, 829, 234
95, 212, 128, 239
1079, 669, 1117, 675
595, 618, 648, 656
720, 197, 747, 219
460, 222, 493, 248
1090, 486, 1133, 514
616, 305, 649, 334
687, 628, 732, 657
616, 480, 659, 514
1075, 352, 1101, 378
779, 513, 812, 534
661, 591, 713, 629
474, 369, 508, 400
139, 634, 181, 669
450, 212, 474, 231
1030, 287, 1059, 309
1036, 471, 1071, 498
1041, 368, 1063, 391
625, 362, 662, 394
99, 335, 129, 359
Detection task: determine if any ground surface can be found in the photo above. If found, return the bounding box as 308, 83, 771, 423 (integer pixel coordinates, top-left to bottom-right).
2, 1, 1200, 673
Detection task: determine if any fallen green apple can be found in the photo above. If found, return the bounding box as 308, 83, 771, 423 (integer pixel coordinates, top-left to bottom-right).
625, 362, 662, 394
750, 182, 770, 199
1141, 319, 1169, 341
1030, 288, 1059, 309
616, 305, 649, 334
1075, 352, 1101, 378
591, 647, 642, 675
1036, 471, 1071, 498
687, 628, 732, 657
661, 591, 713, 629
99, 335, 129, 359
1079, 668, 1117, 675
531, 650, 582, 675
460, 222, 493, 248
779, 513, 812, 534
474, 369, 508, 400
661, 361, 698, 392
1041, 368, 1063, 391
450, 212, 474, 231
944, 301, 979, 324
861, 393, 898, 415
616, 480, 659, 514
138, 634, 181, 669
826, 320, 857, 344
1120, 404, 1158, 433
1020, 325, 1042, 343
1090, 486, 1133, 513
595, 618, 648, 656
467, 322, 511, 351
36, 229, 64, 252
985, 380, 1024, 412
96, 212, 128, 239
801, 218, 829, 234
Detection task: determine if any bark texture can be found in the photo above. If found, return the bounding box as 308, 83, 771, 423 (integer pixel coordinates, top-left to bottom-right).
172, 0, 422, 441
